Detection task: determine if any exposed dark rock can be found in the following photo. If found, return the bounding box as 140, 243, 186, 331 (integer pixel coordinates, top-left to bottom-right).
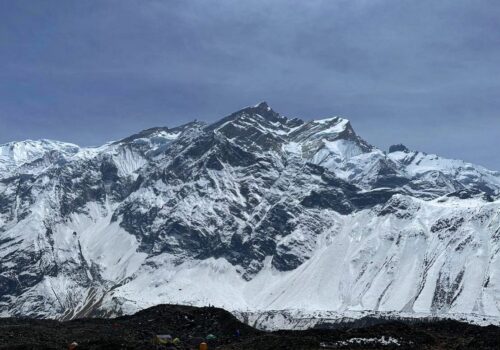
301, 190, 353, 214
389, 144, 410, 153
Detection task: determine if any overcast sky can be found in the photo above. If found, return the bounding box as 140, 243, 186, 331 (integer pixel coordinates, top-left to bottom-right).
0, 0, 499, 169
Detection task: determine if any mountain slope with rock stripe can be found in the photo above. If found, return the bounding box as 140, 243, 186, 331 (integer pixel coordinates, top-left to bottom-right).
0, 102, 499, 327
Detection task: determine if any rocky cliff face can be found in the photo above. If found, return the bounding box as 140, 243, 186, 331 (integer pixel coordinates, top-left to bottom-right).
0, 102, 499, 324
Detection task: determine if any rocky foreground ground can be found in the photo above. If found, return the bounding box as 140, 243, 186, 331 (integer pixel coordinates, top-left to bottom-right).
0, 304, 499, 349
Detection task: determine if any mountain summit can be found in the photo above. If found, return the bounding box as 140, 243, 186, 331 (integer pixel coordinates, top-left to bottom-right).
0, 103, 499, 326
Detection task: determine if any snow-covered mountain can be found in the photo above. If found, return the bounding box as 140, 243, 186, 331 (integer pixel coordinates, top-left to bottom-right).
0, 102, 499, 326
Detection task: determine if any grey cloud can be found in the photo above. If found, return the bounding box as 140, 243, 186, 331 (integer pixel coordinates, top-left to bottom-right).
0, 0, 498, 168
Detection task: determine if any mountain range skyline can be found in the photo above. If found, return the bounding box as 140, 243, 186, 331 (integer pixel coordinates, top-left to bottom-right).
2, 101, 499, 172
1, 102, 499, 324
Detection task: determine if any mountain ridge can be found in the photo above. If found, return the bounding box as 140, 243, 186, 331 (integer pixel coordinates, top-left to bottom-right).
0, 103, 499, 327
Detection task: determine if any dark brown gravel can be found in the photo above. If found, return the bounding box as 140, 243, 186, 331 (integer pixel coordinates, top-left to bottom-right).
0, 304, 499, 350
